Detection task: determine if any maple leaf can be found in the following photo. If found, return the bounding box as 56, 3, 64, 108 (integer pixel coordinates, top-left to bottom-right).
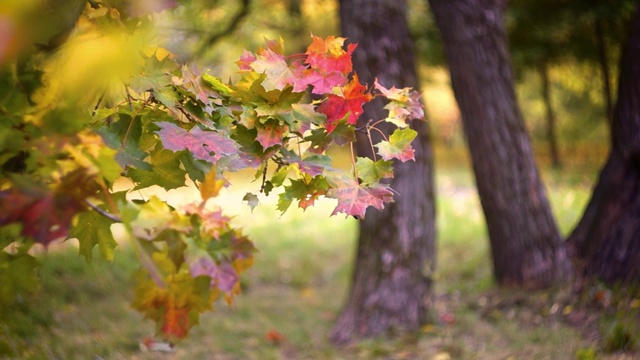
277, 177, 329, 213
305, 35, 357, 75
69, 210, 118, 262
161, 299, 190, 340
375, 127, 418, 162
255, 120, 287, 149
355, 157, 394, 185
127, 148, 187, 191
250, 49, 305, 91
201, 72, 233, 98
155, 122, 239, 164
265, 329, 286, 345
199, 167, 226, 201
316, 74, 373, 133
189, 256, 239, 293
326, 175, 394, 218
242, 193, 260, 211
302, 68, 348, 94
183, 203, 231, 238
235, 49, 257, 71
0, 170, 97, 246
374, 79, 425, 127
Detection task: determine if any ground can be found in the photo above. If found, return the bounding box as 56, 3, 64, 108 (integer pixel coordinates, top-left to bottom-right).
1, 145, 639, 359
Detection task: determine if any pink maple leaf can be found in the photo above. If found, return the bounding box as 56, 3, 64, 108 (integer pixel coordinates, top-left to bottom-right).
250, 49, 303, 91
374, 79, 425, 125
302, 68, 348, 94
236, 50, 257, 71
375, 128, 418, 162
189, 256, 239, 293
156, 122, 238, 163
326, 176, 394, 218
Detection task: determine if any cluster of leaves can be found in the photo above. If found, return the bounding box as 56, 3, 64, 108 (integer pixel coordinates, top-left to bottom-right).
0, 1, 423, 343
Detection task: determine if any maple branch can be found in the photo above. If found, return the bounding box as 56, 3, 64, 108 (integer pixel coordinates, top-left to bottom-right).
85, 199, 122, 223
368, 124, 388, 142
196, 0, 251, 56
260, 160, 268, 193
125, 86, 134, 112
366, 124, 378, 162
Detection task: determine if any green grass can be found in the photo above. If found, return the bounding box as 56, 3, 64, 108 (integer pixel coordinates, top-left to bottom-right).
2, 148, 639, 359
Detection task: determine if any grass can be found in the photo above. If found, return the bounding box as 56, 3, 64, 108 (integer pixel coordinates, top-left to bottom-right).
2, 145, 639, 359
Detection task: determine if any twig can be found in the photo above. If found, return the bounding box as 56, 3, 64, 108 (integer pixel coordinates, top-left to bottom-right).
350, 141, 358, 180
85, 199, 122, 223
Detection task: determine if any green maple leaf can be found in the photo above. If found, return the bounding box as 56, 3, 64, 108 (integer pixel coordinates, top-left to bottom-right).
201, 73, 233, 97
242, 193, 260, 212
69, 210, 118, 262
128, 148, 187, 190
277, 176, 328, 213
281, 103, 325, 123
356, 157, 393, 185
375, 127, 418, 162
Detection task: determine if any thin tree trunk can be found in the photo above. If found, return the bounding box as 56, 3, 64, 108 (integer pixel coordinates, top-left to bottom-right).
331, 0, 436, 345
595, 18, 615, 134
429, 0, 569, 288
538, 62, 561, 168
567, 4, 640, 284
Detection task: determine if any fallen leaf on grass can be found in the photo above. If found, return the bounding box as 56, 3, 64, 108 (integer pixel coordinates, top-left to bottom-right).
265, 330, 286, 345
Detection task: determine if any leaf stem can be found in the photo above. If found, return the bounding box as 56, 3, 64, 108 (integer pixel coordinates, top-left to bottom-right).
350, 141, 358, 180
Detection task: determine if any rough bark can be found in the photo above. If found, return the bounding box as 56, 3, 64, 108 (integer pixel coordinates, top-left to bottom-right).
330, 0, 436, 345
428, 0, 569, 288
567, 4, 640, 284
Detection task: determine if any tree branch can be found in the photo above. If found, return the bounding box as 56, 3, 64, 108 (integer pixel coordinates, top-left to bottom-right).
196, 0, 251, 56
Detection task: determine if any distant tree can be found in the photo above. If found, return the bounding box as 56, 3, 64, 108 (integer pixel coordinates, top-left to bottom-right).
509, 0, 636, 151
330, 0, 436, 344
428, 0, 569, 288
508, 0, 569, 167
567, 2, 640, 284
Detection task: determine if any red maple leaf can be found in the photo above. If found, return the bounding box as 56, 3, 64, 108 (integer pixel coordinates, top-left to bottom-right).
316, 74, 373, 133
156, 122, 239, 163
326, 175, 394, 218
0, 170, 97, 246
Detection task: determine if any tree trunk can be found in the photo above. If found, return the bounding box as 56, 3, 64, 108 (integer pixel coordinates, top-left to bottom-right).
567, 4, 640, 284
330, 0, 436, 345
538, 62, 561, 168
428, 0, 569, 288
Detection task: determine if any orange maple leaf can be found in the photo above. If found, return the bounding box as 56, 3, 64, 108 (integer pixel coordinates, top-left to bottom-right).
161, 299, 191, 341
